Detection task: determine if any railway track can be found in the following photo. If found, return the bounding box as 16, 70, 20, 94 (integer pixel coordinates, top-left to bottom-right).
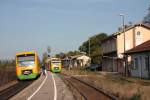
0, 80, 33, 100
60, 73, 118, 100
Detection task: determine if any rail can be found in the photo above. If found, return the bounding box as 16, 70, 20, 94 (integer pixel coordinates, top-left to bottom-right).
60, 73, 118, 100
0, 80, 33, 100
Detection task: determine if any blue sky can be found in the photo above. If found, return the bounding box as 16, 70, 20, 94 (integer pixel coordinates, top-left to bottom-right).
0, 0, 149, 59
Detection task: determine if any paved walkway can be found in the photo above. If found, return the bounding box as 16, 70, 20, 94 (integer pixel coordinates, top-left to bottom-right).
11, 71, 74, 100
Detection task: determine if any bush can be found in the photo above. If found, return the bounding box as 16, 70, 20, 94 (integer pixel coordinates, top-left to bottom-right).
0, 60, 16, 87
130, 88, 143, 100
0, 60, 15, 69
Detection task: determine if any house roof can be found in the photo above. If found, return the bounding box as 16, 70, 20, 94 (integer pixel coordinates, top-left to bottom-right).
101, 22, 150, 43
62, 55, 90, 60
115, 22, 150, 35
125, 39, 150, 54
77, 55, 91, 60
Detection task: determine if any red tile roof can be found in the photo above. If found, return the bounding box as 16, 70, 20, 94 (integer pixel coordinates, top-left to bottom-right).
125, 40, 150, 54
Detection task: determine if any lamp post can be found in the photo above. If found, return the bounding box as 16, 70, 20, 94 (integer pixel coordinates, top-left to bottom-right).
89, 37, 90, 57
119, 14, 125, 52
47, 46, 51, 58
119, 14, 127, 76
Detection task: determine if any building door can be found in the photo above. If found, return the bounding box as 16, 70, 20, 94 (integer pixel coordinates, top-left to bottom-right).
142, 55, 150, 79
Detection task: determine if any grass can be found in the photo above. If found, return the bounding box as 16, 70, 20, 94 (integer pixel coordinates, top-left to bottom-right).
62, 68, 150, 100
129, 88, 143, 100
0, 68, 16, 87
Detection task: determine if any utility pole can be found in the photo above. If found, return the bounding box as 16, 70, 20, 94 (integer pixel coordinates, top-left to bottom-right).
119, 14, 127, 76
47, 46, 51, 58
89, 37, 90, 57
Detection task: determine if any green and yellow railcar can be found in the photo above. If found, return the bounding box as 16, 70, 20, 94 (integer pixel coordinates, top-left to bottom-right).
50, 58, 62, 73
16, 51, 40, 80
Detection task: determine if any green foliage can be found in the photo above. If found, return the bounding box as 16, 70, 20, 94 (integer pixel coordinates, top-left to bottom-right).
55, 54, 61, 58
42, 52, 48, 63
47, 46, 51, 53
0, 59, 15, 69
143, 5, 150, 24
55, 33, 108, 64
79, 33, 108, 64
55, 52, 65, 59
55, 51, 83, 58
130, 88, 143, 100
65, 51, 82, 56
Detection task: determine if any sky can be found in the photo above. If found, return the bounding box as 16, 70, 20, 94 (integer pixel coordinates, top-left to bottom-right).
0, 0, 149, 59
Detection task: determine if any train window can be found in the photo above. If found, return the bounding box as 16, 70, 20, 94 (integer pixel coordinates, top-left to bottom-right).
17, 55, 35, 67
18, 61, 35, 67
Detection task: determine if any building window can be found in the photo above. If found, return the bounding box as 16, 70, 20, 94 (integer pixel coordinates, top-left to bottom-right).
133, 58, 138, 70
144, 56, 149, 70
136, 31, 141, 36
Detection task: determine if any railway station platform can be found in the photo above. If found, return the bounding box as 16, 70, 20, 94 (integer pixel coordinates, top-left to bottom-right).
10, 71, 75, 100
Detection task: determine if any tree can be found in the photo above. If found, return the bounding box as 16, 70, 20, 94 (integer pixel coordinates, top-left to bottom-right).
118, 22, 133, 31
55, 51, 82, 58
79, 33, 108, 64
42, 52, 48, 64
0, 59, 15, 69
66, 51, 82, 57
47, 46, 51, 57
55, 52, 66, 59
143, 5, 150, 24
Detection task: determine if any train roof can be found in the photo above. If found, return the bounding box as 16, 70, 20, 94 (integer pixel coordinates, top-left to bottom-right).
16, 51, 37, 56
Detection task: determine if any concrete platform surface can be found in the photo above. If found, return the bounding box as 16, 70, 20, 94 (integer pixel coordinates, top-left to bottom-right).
10, 71, 75, 100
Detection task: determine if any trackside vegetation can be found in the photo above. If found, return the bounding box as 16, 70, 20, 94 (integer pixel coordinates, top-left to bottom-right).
0, 59, 16, 87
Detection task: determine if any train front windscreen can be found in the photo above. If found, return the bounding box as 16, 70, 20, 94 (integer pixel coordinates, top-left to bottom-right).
17, 54, 35, 67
